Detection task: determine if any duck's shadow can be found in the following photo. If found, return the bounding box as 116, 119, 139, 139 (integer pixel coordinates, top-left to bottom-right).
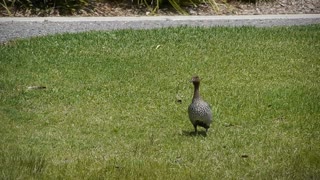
182, 130, 207, 137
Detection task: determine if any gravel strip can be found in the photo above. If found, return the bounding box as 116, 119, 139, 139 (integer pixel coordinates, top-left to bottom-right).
1, 15, 320, 43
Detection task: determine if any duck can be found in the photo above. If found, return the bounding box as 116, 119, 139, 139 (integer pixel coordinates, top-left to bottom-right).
188, 76, 212, 133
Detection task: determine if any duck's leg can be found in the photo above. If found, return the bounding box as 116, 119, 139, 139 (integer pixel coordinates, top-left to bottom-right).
193, 124, 197, 133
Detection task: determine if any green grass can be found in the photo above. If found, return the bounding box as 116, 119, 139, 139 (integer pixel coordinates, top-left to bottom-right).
1, 25, 320, 179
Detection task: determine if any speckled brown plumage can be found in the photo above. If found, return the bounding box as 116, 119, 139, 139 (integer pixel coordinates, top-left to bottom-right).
188, 76, 212, 133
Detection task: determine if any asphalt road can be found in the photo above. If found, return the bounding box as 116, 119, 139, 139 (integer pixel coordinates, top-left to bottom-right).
1, 14, 320, 43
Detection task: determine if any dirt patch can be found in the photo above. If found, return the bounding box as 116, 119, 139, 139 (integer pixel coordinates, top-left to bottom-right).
0, 0, 319, 17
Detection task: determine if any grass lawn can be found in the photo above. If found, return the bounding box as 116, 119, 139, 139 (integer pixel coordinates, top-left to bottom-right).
1, 25, 320, 179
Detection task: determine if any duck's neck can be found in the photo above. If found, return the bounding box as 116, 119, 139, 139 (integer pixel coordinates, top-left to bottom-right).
192, 82, 201, 102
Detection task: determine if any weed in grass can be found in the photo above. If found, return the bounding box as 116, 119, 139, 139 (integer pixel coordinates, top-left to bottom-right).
0, 25, 320, 179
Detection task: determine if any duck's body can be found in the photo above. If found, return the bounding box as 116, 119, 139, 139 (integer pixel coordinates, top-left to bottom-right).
188, 76, 212, 133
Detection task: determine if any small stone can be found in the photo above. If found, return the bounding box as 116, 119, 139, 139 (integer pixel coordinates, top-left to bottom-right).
188, 9, 197, 15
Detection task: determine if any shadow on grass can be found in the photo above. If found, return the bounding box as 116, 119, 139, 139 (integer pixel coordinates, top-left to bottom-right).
182, 130, 207, 137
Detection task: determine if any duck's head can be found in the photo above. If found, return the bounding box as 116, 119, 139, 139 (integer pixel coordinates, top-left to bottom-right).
190, 76, 201, 83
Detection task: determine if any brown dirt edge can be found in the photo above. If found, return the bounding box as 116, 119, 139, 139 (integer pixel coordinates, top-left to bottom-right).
0, 0, 319, 17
